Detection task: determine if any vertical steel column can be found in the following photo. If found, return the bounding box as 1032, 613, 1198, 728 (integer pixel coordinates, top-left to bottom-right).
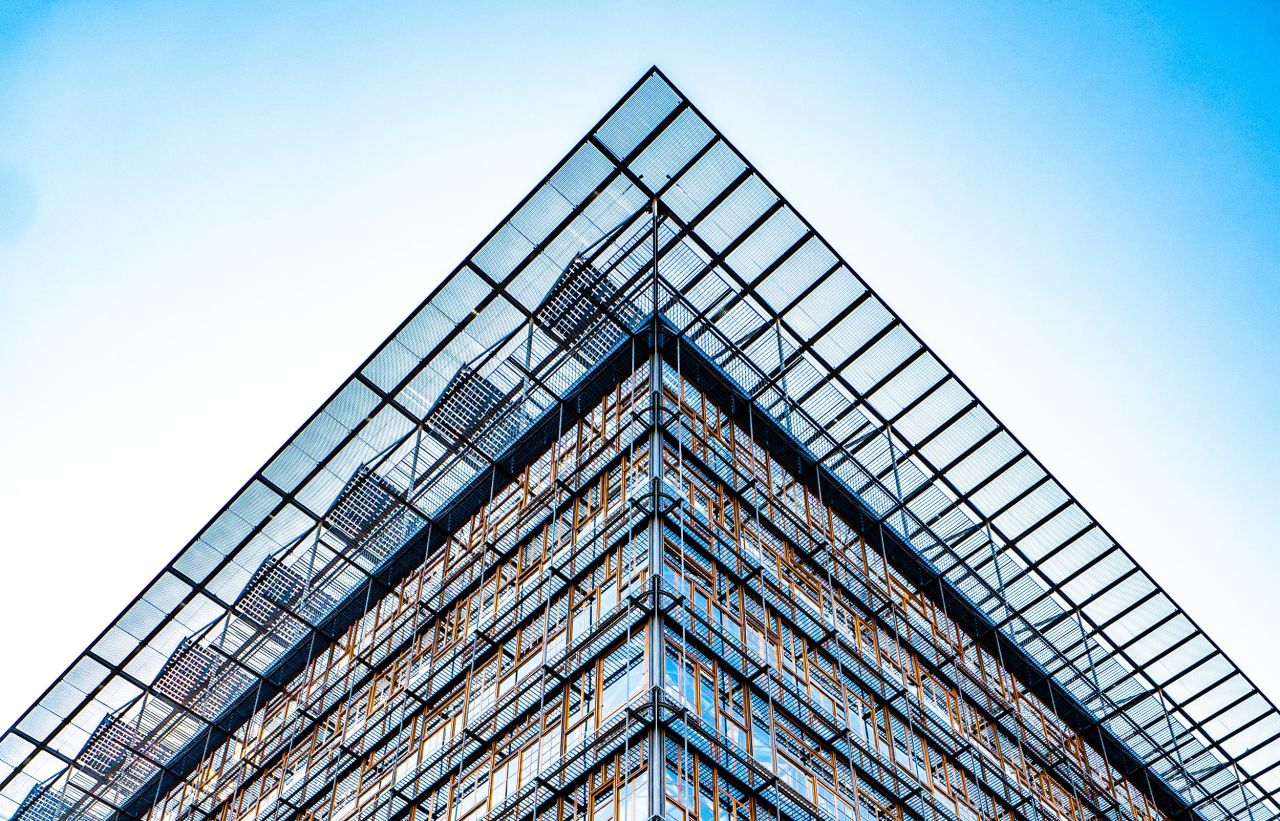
647, 195, 666, 821
773, 317, 792, 436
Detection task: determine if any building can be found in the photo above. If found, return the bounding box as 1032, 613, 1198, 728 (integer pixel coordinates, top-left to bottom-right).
2, 68, 1278, 821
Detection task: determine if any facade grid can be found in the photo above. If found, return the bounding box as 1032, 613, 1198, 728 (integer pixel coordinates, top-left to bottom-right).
3, 68, 1277, 821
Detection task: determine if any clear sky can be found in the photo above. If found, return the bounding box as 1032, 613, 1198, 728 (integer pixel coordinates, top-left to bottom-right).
0, 0, 1278, 746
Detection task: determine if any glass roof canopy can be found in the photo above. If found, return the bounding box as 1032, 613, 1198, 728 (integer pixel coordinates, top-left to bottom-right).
2, 67, 1277, 821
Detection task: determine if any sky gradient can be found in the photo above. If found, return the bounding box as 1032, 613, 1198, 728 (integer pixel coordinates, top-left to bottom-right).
1, 0, 1278, 745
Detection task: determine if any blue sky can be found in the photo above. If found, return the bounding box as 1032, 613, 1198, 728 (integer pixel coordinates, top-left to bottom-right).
0, 0, 1278, 739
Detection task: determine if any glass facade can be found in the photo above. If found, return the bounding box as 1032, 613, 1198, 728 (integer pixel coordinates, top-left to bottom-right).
3, 68, 1278, 821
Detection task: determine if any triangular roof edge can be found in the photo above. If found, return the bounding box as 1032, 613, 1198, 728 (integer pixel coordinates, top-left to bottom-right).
1, 67, 1275, 821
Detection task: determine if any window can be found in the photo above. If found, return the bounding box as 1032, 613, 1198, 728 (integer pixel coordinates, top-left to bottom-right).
594, 786, 616, 821
718, 792, 750, 821
745, 622, 769, 666
808, 676, 839, 722
450, 763, 488, 821
491, 753, 519, 808
619, 772, 648, 821
750, 717, 772, 768
818, 783, 856, 821
857, 794, 898, 821
917, 669, 957, 729
719, 677, 748, 753
699, 672, 716, 729
847, 696, 874, 747
601, 641, 646, 719
665, 755, 695, 821
776, 752, 814, 802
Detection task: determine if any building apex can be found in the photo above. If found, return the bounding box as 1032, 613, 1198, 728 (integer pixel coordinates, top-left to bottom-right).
2, 68, 1276, 821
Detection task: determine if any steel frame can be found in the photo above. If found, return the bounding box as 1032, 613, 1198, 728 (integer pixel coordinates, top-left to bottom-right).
2, 68, 1275, 821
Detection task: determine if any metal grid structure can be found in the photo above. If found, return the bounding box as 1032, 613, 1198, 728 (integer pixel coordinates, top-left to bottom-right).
1, 67, 1276, 821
